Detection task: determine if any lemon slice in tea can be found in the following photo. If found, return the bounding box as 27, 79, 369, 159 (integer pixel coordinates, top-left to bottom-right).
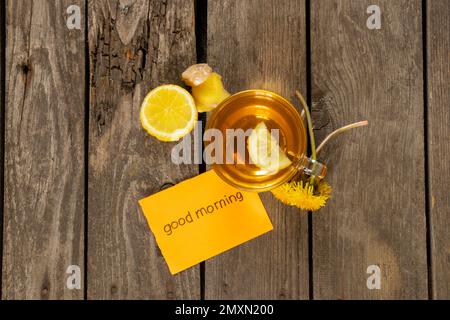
247, 122, 292, 172
140, 85, 197, 142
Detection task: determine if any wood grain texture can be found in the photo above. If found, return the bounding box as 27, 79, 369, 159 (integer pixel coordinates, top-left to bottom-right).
0, 0, 4, 301
206, 0, 309, 299
427, 0, 450, 300
2, 0, 85, 299
311, 0, 428, 299
88, 0, 199, 299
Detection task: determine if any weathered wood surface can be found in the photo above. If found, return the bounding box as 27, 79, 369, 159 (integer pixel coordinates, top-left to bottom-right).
2, 0, 85, 299
206, 0, 310, 299
87, 0, 199, 299
1, 0, 448, 301
427, 0, 450, 300
0, 0, 4, 299
311, 0, 428, 299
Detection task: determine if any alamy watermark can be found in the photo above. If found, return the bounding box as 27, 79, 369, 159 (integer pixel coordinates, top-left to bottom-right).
366, 265, 381, 290
66, 5, 81, 30
367, 5, 382, 30
66, 265, 81, 290
171, 121, 281, 166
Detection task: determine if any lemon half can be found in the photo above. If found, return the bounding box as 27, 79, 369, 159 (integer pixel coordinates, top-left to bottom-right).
140, 85, 197, 142
247, 122, 292, 172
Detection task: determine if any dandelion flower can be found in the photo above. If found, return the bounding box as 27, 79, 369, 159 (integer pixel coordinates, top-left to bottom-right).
271, 180, 332, 212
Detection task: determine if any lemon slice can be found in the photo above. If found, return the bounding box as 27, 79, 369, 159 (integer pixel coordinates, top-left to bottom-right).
140, 85, 197, 142
247, 122, 292, 172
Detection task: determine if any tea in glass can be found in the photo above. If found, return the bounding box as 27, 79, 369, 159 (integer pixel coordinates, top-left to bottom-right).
206, 90, 326, 192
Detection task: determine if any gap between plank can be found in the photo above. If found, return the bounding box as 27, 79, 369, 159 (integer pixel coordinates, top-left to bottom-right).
194, 0, 208, 301
421, 0, 433, 300
305, 0, 314, 301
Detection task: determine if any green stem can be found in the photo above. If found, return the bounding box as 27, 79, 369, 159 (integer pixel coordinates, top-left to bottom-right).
300, 110, 306, 121
295, 91, 316, 161
316, 121, 369, 154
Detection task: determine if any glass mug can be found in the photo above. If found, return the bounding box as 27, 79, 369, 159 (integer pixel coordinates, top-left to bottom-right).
206, 90, 327, 192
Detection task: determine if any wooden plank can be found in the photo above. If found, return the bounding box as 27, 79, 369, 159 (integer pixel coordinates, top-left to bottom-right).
311, 0, 428, 299
2, 0, 85, 299
87, 0, 199, 299
427, 0, 450, 300
206, 0, 310, 299
0, 0, 4, 300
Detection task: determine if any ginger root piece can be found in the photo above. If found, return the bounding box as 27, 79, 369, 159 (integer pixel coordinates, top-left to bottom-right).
191, 73, 231, 112
182, 63, 213, 87
182, 64, 231, 113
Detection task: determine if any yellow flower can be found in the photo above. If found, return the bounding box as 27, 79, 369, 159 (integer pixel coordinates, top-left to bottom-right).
271, 180, 332, 211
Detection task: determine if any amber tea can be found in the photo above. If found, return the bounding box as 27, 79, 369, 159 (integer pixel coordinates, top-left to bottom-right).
206, 90, 311, 192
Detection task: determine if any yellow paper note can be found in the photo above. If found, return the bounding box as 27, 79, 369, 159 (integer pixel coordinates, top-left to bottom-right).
139, 170, 273, 275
